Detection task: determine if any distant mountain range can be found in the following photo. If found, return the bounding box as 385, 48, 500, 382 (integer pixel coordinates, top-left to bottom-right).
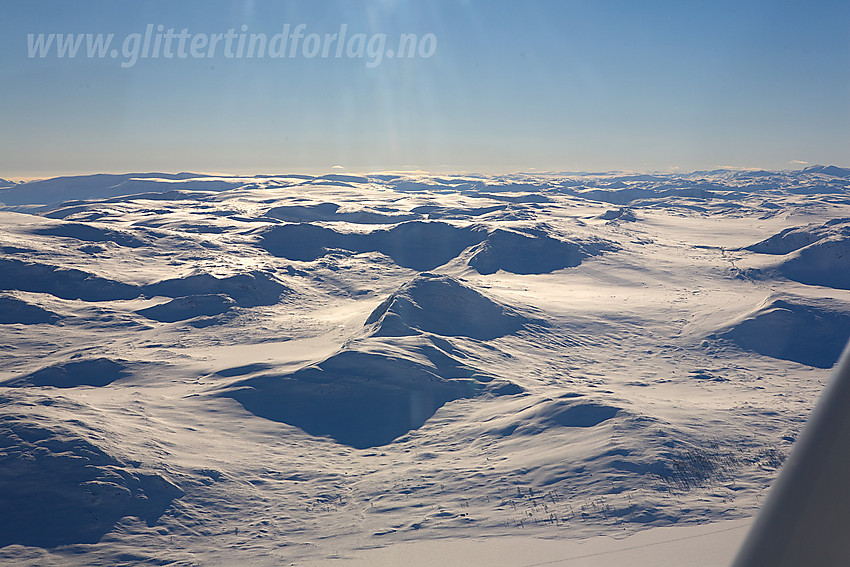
800, 165, 850, 178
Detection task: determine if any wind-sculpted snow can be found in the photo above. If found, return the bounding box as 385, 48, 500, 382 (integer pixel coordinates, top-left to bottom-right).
366, 221, 487, 271
260, 221, 487, 270
714, 297, 850, 368
144, 271, 290, 307
572, 187, 658, 205
545, 401, 622, 428
491, 396, 624, 437
598, 207, 637, 222
0, 413, 182, 547
741, 219, 850, 289
31, 222, 146, 248
256, 222, 341, 261
746, 225, 830, 255
745, 218, 850, 255
386, 177, 483, 193
366, 273, 531, 339
221, 276, 531, 447
779, 235, 850, 290
220, 342, 512, 449
411, 203, 508, 219
476, 192, 552, 204
260, 221, 610, 274
265, 202, 418, 224
468, 229, 599, 275
0, 258, 289, 308
136, 294, 237, 323
0, 258, 139, 301
0, 295, 59, 324
2, 358, 128, 388
570, 185, 724, 205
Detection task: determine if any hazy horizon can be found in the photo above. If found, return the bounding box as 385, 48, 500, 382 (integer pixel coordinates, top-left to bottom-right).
5, 163, 850, 185
3, 0, 849, 179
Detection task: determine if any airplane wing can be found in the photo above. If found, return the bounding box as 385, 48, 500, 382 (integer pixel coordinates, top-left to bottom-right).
732, 339, 850, 566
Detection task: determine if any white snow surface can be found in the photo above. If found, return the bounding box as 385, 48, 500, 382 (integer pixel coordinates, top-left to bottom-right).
0, 168, 849, 565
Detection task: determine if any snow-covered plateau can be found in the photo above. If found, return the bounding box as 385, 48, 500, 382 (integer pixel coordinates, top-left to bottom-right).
1, 166, 849, 566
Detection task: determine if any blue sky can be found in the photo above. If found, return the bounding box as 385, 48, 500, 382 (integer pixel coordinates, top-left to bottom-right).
2, 0, 848, 178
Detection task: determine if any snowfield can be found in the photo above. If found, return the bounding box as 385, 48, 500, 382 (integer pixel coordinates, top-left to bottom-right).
0, 166, 848, 565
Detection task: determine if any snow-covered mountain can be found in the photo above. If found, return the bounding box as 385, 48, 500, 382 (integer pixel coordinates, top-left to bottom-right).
799, 165, 850, 178
1, 168, 848, 565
